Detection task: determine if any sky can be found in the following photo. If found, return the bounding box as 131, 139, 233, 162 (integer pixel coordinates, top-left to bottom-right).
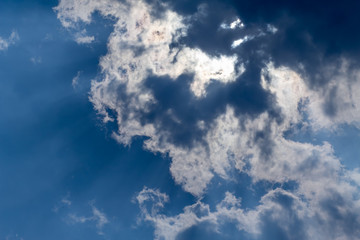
0, 0, 360, 239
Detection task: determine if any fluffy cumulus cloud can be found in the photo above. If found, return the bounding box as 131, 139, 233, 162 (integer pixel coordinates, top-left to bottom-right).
55, 0, 360, 239
136, 185, 360, 240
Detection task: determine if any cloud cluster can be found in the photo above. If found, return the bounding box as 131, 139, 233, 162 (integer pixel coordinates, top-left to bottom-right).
139, 64, 360, 239
55, 0, 360, 239
136, 184, 360, 240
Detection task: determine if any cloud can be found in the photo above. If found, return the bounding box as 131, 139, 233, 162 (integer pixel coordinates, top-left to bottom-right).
55, 0, 360, 239
52, 193, 72, 213
231, 35, 254, 48
137, 185, 360, 240
5, 233, 24, 240
74, 29, 95, 44
55, 0, 360, 194
135, 186, 219, 240
30, 56, 42, 64
67, 201, 109, 235
72, 71, 81, 89
75, 35, 95, 44
263, 61, 360, 130
56, 0, 250, 196
0, 31, 19, 51
55, 0, 243, 97
61, 196, 72, 206
220, 18, 244, 30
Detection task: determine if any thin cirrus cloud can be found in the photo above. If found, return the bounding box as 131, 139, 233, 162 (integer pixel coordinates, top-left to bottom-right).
54, 0, 360, 239
67, 201, 109, 236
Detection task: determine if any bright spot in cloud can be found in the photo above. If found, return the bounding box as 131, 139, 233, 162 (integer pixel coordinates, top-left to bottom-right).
231, 35, 254, 48
220, 18, 244, 29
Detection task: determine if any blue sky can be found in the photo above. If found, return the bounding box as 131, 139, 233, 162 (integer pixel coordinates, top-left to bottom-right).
1, 0, 360, 240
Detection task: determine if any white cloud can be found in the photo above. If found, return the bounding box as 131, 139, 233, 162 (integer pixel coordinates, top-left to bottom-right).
136, 95, 360, 238
55, 0, 360, 197
75, 35, 95, 44
137, 64, 360, 237
54, 0, 124, 28
348, 168, 360, 187
56, 0, 244, 196
136, 186, 217, 240
137, 185, 360, 240
55, 0, 360, 238
68, 202, 109, 235
262, 61, 360, 130
134, 188, 304, 240
52, 193, 72, 213
55, 0, 243, 97
220, 18, 244, 30
30, 56, 42, 64
231, 28, 276, 49
0, 31, 19, 51
74, 29, 95, 44
306, 60, 360, 129
72, 71, 81, 88
231, 35, 254, 48
266, 24, 278, 33
5, 233, 24, 240
61, 196, 72, 206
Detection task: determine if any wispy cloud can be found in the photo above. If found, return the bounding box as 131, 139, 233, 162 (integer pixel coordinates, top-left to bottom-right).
67, 201, 109, 235
71, 71, 81, 89
5, 233, 24, 240
30, 56, 42, 65
0, 31, 19, 51
52, 193, 72, 213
